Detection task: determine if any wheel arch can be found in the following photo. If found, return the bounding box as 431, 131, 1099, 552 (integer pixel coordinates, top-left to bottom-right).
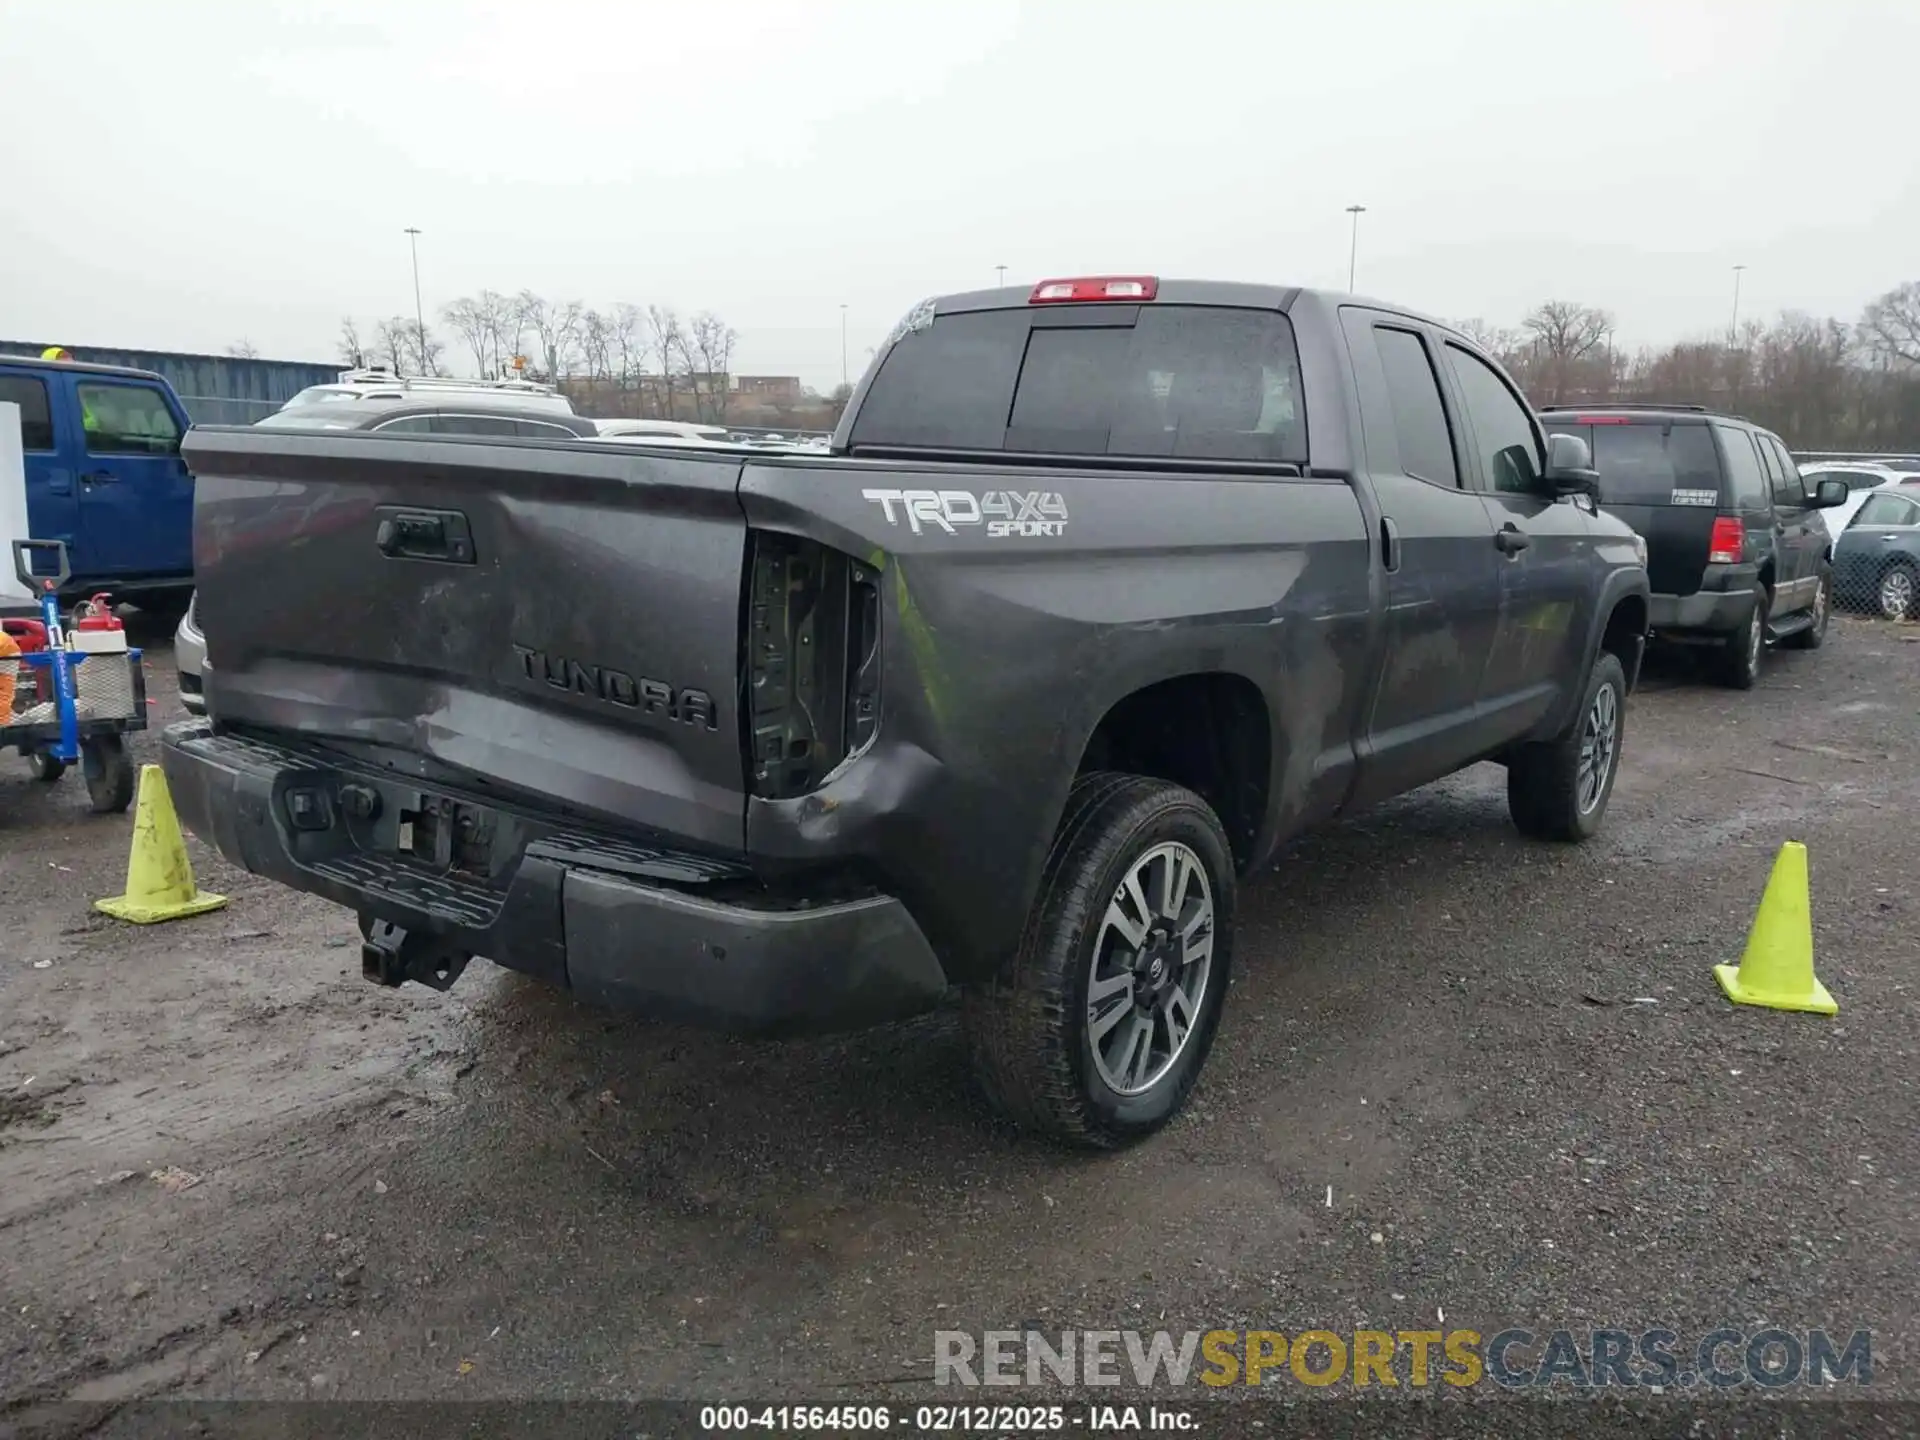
1070, 670, 1274, 872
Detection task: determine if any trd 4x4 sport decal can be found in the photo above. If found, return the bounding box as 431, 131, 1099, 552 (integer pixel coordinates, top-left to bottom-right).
861, 488, 1069, 538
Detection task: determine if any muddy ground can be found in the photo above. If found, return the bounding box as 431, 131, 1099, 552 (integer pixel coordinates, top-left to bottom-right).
1, 615, 1915, 1426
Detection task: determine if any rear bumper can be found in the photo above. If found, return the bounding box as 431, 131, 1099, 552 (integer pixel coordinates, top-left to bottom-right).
1649, 586, 1755, 637
158, 722, 949, 1035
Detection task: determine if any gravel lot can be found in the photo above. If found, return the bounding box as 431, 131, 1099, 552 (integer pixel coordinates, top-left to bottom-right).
1, 614, 1914, 1429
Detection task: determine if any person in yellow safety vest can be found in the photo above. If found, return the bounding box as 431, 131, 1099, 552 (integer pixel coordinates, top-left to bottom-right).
41, 349, 101, 434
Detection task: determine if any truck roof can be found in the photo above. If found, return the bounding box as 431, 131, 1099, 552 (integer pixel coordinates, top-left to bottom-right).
936, 279, 1458, 332
0, 354, 171, 385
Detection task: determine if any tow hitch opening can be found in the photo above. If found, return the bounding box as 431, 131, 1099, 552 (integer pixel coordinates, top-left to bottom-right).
360, 918, 472, 992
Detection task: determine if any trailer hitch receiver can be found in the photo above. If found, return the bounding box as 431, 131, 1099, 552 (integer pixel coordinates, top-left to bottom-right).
360, 919, 472, 992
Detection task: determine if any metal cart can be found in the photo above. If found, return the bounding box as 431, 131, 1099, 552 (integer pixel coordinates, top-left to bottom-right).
3, 540, 145, 813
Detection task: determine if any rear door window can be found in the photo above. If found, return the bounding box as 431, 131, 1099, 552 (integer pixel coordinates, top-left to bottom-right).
1372, 328, 1458, 487
1708, 425, 1768, 511
1585, 422, 1723, 506
0, 374, 56, 451
851, 304, 1306, 464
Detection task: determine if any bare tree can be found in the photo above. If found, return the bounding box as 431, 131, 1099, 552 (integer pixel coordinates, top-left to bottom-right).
685, 311, 737, 422
517, 292, 584, 382
374, 317, 410, 372
1453, 317, 1520, 357
646, 304, 686, 418
441, 296, 492, 376
609, 303, 647, 413
415, 327, 446, 376
227, 339, 260, 360
480, 290, 520, 375
337, 317, 366, 367
1522, 300, 1613, 404
579, 309, 614, 385
1860, 282, 1920, 368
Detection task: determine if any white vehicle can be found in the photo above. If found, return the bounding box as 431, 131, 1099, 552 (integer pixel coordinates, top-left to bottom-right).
593, 418, 731, 442
278, 367, 575, 416
1799, 460, 1920, 535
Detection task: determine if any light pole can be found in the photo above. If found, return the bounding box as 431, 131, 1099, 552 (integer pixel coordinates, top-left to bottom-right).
839, 304, 849, 389
403, 227, 426, 373
1345, 205, 1367, 291
996, 265, 1007, 289
1729, 264, 1747, 342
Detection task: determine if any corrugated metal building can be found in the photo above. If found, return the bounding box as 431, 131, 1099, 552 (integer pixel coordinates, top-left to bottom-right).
0, 341, 336, 424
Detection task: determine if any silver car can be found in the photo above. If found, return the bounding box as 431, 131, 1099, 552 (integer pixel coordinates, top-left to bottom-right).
175, 592, 206, 714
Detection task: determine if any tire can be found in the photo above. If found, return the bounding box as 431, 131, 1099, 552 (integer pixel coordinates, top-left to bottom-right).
82, 737, 135, 814
1507, 650, 1628, 843
1782, 568, 1830, 650
27, 751, 66, 783
963, 772, 1236, 1149
1876, 561, 1918, 621
1715, 590, 1768, 690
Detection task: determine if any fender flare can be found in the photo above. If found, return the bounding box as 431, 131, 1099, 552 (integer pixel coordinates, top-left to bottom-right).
1545, 568, 1650, 737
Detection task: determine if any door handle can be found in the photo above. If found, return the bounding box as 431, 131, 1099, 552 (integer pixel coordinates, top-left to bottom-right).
1494, 526, 1530, 556
81, 471, 118, 485
374, 506, 475, 564
1379, 515, 1400, 574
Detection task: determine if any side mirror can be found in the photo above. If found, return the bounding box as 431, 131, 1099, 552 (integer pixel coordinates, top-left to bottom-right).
1543, 431, 1601, 498
1809, 477, 1848, 508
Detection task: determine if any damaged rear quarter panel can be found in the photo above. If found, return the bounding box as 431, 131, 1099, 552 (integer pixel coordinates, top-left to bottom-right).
739, 458, 1373, 982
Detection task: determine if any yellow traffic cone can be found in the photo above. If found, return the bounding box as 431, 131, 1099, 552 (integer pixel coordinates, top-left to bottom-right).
1712, 841, 1836, 1015
94, 764, 228, 924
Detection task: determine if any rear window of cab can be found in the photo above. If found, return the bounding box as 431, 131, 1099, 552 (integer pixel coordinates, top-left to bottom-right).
850, 305, 1306, 465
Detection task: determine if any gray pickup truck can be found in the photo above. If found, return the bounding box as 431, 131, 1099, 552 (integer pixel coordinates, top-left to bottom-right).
161, 277, 1650, 1148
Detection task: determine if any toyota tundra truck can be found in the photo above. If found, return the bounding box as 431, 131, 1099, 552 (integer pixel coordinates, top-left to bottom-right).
160, 277, 1650, 1149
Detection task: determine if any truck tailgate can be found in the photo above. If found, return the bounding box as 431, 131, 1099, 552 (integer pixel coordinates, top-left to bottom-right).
184, 428, 749, 852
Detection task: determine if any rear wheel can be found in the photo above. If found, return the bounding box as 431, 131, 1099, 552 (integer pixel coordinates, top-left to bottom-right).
1877, 562, 1918, 621
1716, 591, 1767, 689
1782, 568, 1830, 649
964, 773, 1235, 1149
1508, 650, 1627, 842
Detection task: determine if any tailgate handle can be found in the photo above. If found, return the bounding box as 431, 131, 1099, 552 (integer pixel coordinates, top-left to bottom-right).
375, 507, 474, 564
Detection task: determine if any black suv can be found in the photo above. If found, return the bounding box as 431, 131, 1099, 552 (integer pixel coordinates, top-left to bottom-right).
1538, 404, 1848, 688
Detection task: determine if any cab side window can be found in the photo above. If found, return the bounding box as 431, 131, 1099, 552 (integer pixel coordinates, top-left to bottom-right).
77, 383, 183, 455
0, 375, 55, 451
1443, 344, 1542, 494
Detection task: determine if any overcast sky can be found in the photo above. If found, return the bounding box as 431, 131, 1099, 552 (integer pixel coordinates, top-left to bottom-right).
4, 0, 1915, 389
